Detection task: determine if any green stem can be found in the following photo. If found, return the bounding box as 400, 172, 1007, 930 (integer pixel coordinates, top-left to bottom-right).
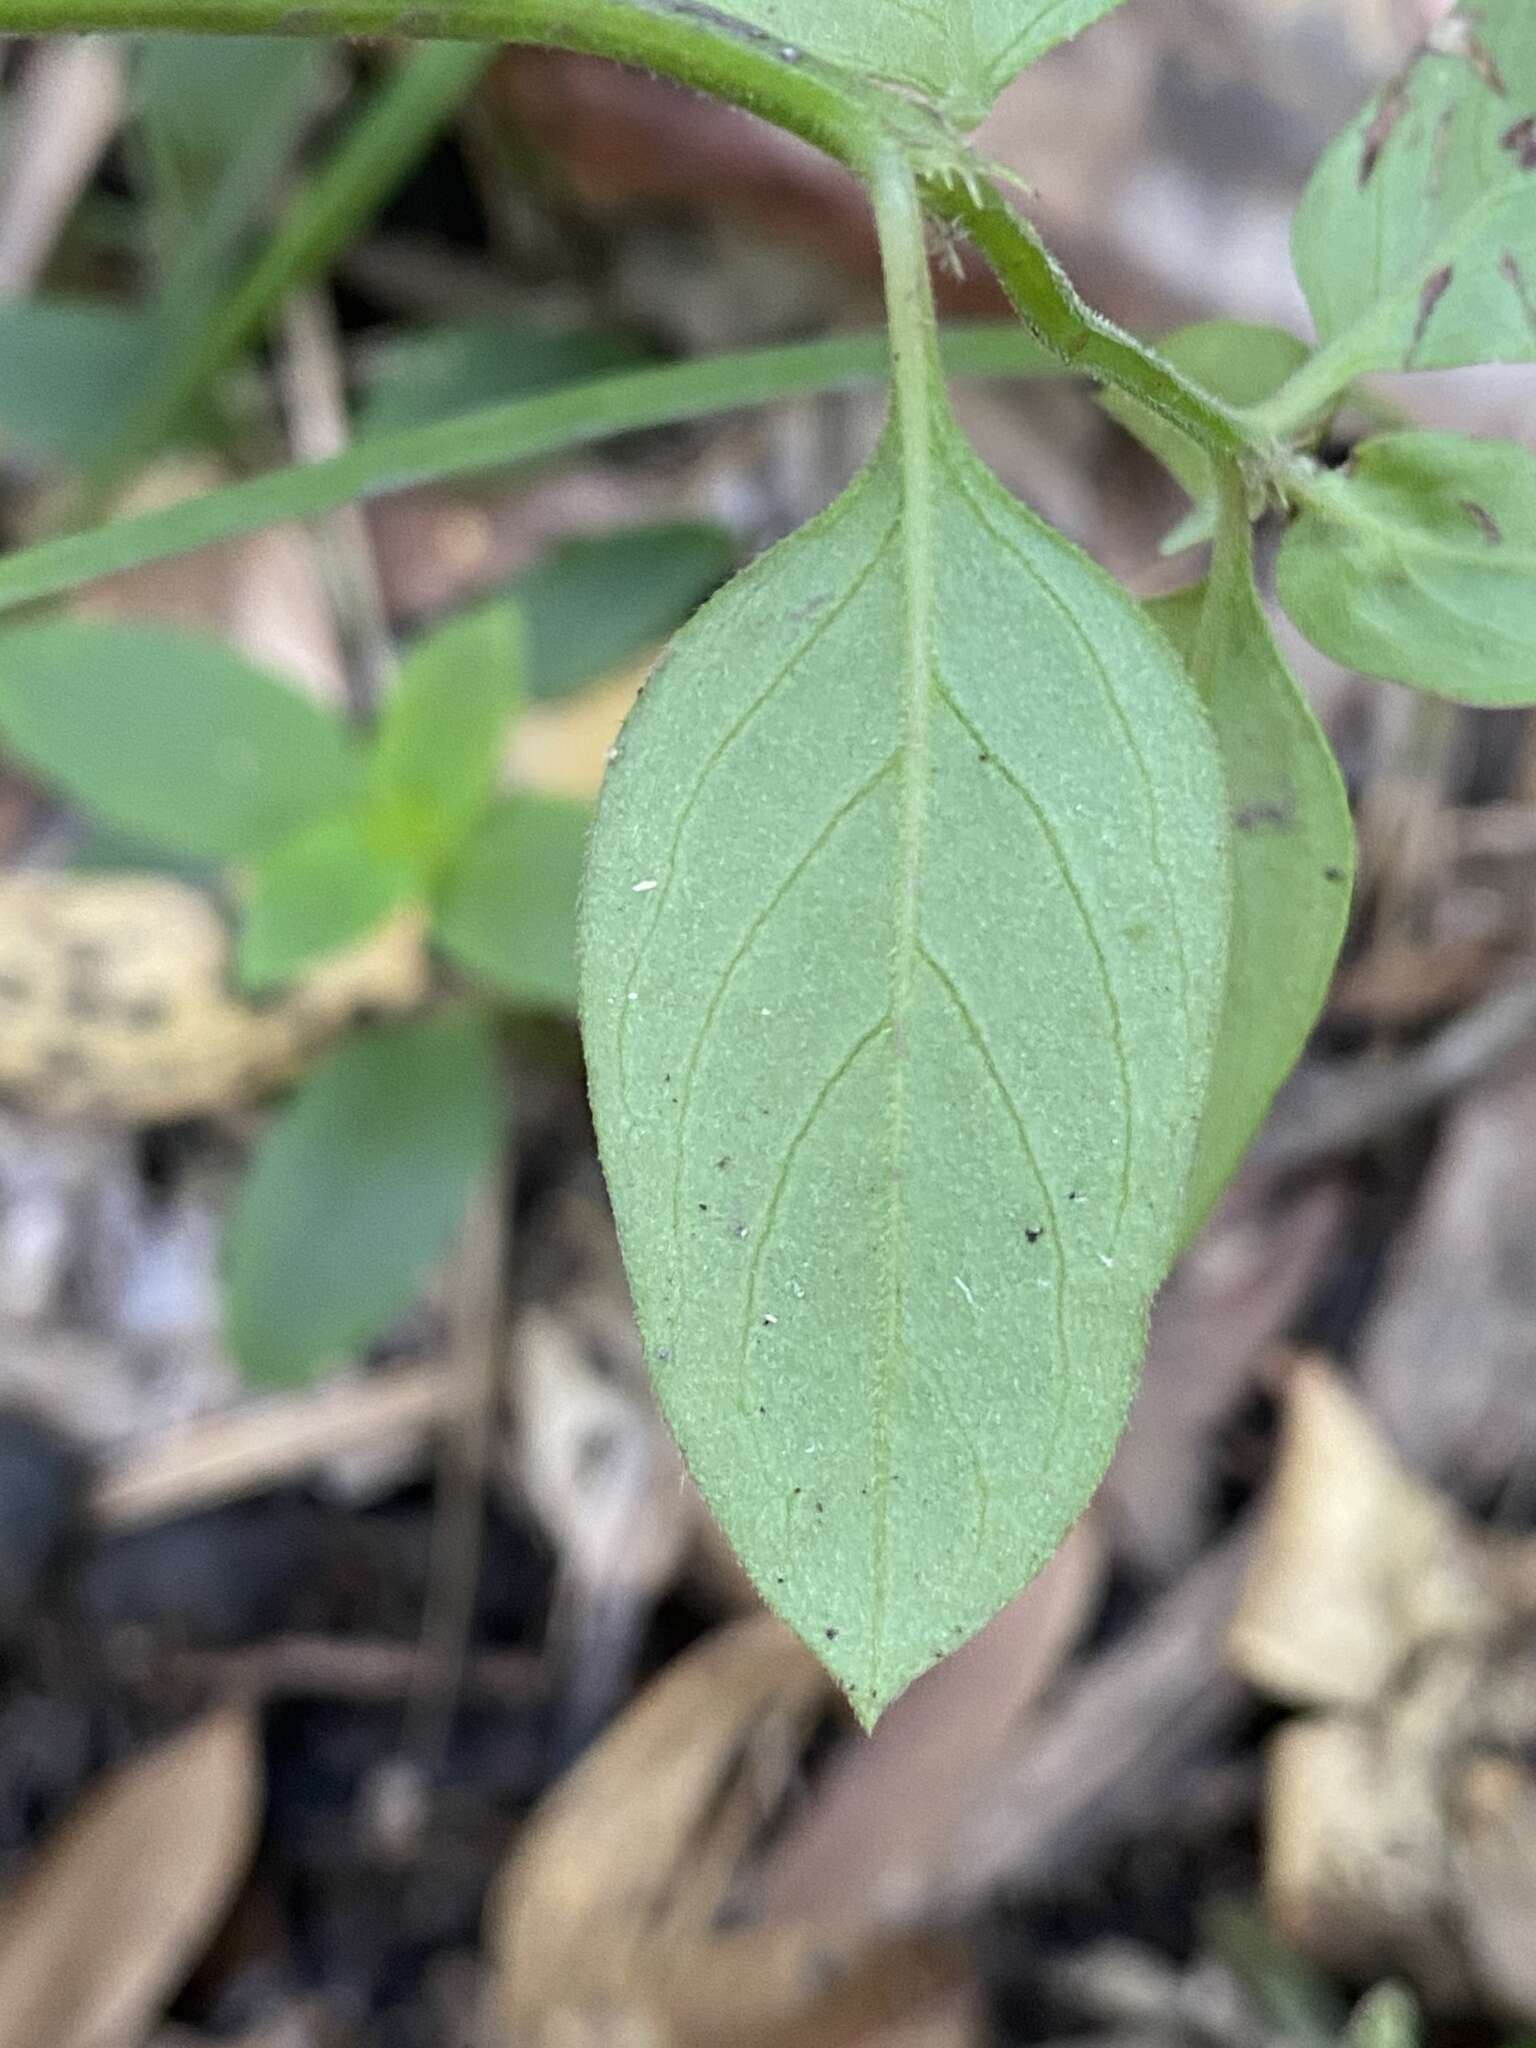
1244, 327, 1387, 444
93, 40, 492, 493
0, 0, 1280, 473
0, 322, 1055, 616
1191, 463, 1252, 689
0, 0, 891, 168
934, 178, 1259, 468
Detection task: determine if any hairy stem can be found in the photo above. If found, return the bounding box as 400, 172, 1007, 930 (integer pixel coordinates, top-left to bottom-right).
0, 0, 1282, 475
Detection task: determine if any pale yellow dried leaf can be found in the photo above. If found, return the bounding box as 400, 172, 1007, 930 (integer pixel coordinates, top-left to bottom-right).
508, 661, 646, 803
486, 1616, 966, 2047
0, 873, 427, 1122
0, 1710, 262, 2048
1228, 1357, 1498, 1707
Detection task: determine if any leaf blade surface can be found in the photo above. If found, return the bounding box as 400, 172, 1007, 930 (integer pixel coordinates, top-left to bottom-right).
581, 410, 1229, 1720
1277, 431, 1536, 703
1293, 0, 1536, 373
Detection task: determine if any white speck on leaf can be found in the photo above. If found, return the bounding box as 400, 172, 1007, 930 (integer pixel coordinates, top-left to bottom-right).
955, 1275, 976, 1307
633, 879, 658, 893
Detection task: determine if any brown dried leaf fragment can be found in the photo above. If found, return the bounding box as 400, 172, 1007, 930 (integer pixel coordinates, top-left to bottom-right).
0, 1711, 262, 2048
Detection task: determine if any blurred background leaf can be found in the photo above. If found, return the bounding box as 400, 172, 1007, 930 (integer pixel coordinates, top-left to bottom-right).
0, 620, 363, 859
225, 1009, 502, 1386
506, 520, 735, 703
433, 790, 588, 1013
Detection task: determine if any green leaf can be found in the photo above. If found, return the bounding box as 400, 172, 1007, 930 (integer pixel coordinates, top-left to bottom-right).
134, 34, 330, 180
355, 319, 650, 435
0, 621, 364, 860
0, 323, 1060, 619
1277, 432, 1536, 704
508, 522, 736, 702
1104, 322, 1313, 504
238, 813, 419, 990
98, 41, 489, 487
581, 164, 1230, 1724
134, 33, 332, 315
1292, 0, 1536, 375
369, 604, 525, 866
1149, 500, 1353, 1237
711, 0, 1129, 121
1345, 1987, 1422, 2048
0, 300, 157, 463
433, 791, 588, 1013
225, 1010, 501, 1387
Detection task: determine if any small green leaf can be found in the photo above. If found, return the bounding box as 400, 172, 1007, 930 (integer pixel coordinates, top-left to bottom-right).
582, 171, 1229, 1721
355, 320, 650, 435
509, 522, 736, 702
1104, 322, 1313, 505
238, 813, 419, 991
1345, 1986, 1422, 2048
701, 0, 1129, 119
0, 300, 157, 463
433, 791, 588, 1013
1293, 0, 1536, 374
134, 35, 330, 179
0, 621, 364, 860
369, 604, 525, 865
1150, 497, 1353, 1236
1278, 432, 1536, 704
226, 1010, 501, 1387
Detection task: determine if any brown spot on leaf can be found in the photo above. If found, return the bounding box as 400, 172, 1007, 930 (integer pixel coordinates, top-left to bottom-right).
1235, 795, 1298, 834
1361, 79, 1411, 184
1502, 115, 1536, 170
1499, 251, 1536, 342
1409, 265, 1454, 362
1462, 500, 1504, 545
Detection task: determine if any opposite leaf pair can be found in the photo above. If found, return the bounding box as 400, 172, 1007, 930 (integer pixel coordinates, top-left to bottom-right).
0, 606, 587, 1387
0, 607, 583, 1007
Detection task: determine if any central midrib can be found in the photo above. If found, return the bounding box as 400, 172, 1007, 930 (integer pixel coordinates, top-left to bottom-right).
873, 302, 941, 1717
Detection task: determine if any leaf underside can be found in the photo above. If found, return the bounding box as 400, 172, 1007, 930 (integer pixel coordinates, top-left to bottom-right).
1150, 573, 1354, 1239
1278, 431, 1536, 704
581, 417, 1229, 1723
1294, 0, 1536, 371
699, 0, 1130, 120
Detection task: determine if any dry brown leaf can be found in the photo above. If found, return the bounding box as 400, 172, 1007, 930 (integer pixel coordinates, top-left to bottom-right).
0, 1709, 262, 2048
1237, 1361, 1536, 2019
91, 1356, 450, 1529
749, 1521, 1103, 1930
486, 1616, 963, 2048
1227, 1356, 1498, 1708
1357, 1066, 1536, 1500
1263, 1667, 1482, 2005
509, 1306, 689, 1604
1451, 1749, 1536, 2020
0, 873, 427, 1122
1104, 1182, 1343, 1580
